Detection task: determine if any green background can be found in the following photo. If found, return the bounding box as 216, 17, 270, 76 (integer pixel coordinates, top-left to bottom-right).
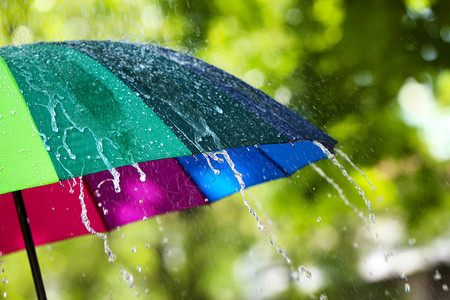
0, 0, 449, 299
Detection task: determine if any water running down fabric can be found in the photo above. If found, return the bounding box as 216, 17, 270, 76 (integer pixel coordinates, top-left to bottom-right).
0, 41, 336, 254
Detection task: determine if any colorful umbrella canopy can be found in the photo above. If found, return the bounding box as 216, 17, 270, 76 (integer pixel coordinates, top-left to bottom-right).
0, 41, 336, 299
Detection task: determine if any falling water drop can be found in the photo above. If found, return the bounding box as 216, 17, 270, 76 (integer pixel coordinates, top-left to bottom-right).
320, 293, 328, 300
404, 283, 411, 293
120, 267, 134, 288
434, 270, 442, 280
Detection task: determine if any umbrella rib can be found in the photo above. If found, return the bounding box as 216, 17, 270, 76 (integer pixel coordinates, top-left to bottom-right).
173, 157, 211, 204
255, 145, 291, 177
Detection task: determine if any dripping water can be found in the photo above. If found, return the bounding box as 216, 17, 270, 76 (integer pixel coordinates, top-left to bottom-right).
132, 163, 146, 182
313, 141, 376, 225
78, 176, 116, 263
335, 148, 376, 191
311, 164, 367, 223
205, 150, 293, 265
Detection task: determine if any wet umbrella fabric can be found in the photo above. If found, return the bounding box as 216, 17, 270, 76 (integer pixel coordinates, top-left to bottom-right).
0, 41, 336, 298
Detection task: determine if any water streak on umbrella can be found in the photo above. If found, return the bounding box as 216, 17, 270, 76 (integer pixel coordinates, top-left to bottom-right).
313, 141, 376, 225
78, 176, 116, 263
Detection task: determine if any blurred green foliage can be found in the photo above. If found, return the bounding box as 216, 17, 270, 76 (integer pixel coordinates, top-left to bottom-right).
0, 0, 449, 299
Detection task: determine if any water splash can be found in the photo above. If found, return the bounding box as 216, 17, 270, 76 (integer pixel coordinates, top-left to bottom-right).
311, 164, 367, 223
132, 163, 146, 182
78, 176, 116, 263
95, 167, 122, 195
335, 148, 376, 191
313, 141, 375, 225
109, 168, 121, 193
205, 150, 291, 265
120, 267, 135, 289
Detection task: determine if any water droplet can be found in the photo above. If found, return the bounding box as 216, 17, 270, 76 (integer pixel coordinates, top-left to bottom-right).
404, 283, 411, 292
257, 221, 265, 230
145, 288, 150, 295
2, 278, 7, 284
408, 238, 416, 246
10, 111, 14, 115
120, 267, 134, 289
103, 208, 109, 215
369, 213, 376, 223
317, 217, 322, 223
3, 291, 6, 298
131, 246, 137, 253
137, 266, 142, 272
122, 234, 126, 239
145, 243, 150, 248
434, 270, 442, 280
142, 216, 147, 221
320, 293, 328, 300
443, 284, 448, 291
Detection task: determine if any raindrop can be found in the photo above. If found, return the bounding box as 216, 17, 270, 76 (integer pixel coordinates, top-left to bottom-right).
408, 238, 416, 246
120, 267, 134, 289
317, 217, 322, 223
404, 283, 411, 293
145, 243, 150, 248
131, 246, 137, 253
443, 284, 449, 291
145, 288, 150, 294
320, 293, 328, 300
434, 270, 442, 281
142, 216, 147, 221
95, 190, 101, 197
103, 208, 109, 215
3, 291, 6, 298
137, 266, 142, 272
10, 111, 14, 115
2, 278, 7, 284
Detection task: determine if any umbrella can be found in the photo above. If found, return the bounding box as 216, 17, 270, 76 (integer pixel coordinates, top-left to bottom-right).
0, 41, 336, 299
